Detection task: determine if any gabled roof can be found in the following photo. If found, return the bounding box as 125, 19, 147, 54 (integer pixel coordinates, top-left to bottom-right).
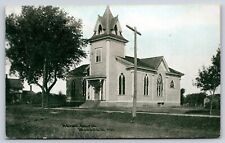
141, 56, 164, 70
119, 56, 154, 69
168, 67, 184, 76
117, 56, 184, 76
67, 64, 89, 77
7, 78, 23, 89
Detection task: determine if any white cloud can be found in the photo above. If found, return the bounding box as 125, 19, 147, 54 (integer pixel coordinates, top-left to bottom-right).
119, 5, 219, 32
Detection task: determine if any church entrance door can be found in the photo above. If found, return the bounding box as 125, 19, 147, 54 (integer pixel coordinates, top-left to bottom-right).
89, 79, 102, 101
94, 90, 100, 100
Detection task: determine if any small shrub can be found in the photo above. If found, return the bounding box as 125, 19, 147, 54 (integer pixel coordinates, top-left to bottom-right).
31, 92, 42, 106
184, 93, 207, 107
204, 95, 220, 110
48, 94, 67, 107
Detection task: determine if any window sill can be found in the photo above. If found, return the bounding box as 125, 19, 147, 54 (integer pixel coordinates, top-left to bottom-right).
95, 61, 103, 64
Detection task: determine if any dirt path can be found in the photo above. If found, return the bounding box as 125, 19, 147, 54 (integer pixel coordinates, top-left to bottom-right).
48, 107, 220, 118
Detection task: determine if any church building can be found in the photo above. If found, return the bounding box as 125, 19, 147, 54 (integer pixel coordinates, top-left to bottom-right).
66, 6, 184, 107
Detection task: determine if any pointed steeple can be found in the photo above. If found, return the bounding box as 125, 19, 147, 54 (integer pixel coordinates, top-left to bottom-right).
102, 6, 114, 34
90, 6, 128, 43
103, 5, 114, 19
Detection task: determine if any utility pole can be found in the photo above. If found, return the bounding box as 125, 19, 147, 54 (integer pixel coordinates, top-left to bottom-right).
126, 25, 141, 119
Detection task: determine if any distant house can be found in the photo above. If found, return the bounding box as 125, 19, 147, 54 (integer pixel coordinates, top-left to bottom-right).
6, 75, 24, 104
66, 6, 184, 107
22, 85, 36, 104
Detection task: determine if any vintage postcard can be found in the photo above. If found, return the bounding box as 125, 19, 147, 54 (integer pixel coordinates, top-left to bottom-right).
5, 5, 220, 139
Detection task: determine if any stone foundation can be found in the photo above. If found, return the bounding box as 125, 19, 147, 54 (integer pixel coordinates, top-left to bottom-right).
99, 101, 180, 108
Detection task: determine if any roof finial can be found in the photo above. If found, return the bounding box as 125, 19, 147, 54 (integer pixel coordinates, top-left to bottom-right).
103, 5, 113, 17
106, 5, 110, 9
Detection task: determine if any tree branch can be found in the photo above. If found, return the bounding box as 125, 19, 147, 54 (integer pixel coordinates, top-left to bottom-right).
209, 90, 212, 95
47, 70, 57, 93
47, 72, 52, 82
34, 80, 44, 92
213, 88, 216, 96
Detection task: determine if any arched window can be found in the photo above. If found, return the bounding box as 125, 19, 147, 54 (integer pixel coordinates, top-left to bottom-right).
157, 74, 163, 96
82, 80, 86, 96
144, 74, 149, 95
114, 25, 118, 35
119, 73, 125, 95
98, 24, 102, 35
95, 48, 102, 63
170, 80, 175, 88
71, 80, 76, 96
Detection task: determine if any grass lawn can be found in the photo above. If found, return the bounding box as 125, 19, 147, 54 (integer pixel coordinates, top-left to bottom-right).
6, 105, 220, 139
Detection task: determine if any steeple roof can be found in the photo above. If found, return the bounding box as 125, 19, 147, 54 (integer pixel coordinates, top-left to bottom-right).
90, 6, 128, 43
103, 5, 113, 17
102, 6, 114, 34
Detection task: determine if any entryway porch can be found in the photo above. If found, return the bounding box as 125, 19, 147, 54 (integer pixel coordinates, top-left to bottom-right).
84, 75, 106, 101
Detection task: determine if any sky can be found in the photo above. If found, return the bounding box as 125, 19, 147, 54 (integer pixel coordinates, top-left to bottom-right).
5, 5, 220, 95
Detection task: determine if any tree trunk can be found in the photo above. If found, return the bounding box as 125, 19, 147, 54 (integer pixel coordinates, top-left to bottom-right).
209, 90, 215, 115
35, 59, 57, 108
39, 59, 57, 108
42, 58, 47, 108
209, 96, 212, 115
46, 90, 50, 108
41, 90, 45, 108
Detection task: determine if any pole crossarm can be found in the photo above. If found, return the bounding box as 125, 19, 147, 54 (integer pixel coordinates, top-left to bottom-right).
126, 25, 142, 36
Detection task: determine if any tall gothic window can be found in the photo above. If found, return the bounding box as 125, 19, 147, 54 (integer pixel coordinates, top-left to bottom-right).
119, 73, 125, 95
170, 80, 175, 88
157, 74, 163, 96
98, 24, 102, 35
95, 48, 102, 63
144, 74, 149, 95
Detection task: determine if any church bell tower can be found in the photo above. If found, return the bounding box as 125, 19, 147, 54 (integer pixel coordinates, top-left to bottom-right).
89, 6, 128, 76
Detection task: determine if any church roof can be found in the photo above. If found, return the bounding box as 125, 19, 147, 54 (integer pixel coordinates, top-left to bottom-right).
168, 67, 184, 76
68, 56, 183, 78
120, 56, 154, 69
89, 6, 128, 43
118, 56, 184, 76
67, 64, 89, 77
90, 33, 128, 43
141, 56, 164, 69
